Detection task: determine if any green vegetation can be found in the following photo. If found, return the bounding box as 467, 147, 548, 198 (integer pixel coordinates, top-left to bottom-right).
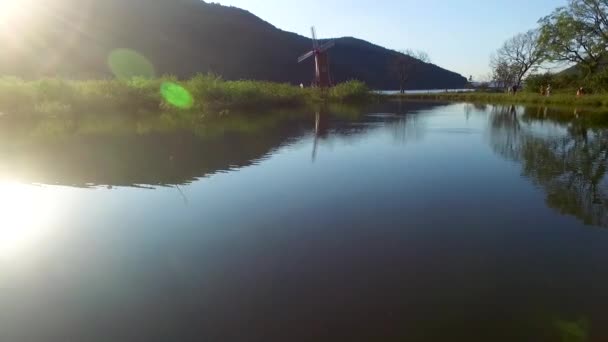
390, 91, 608, 108
554, 318, 589, 342
0, 75, 371, 116
487, 1, 608, 95
525, 70, 608, 93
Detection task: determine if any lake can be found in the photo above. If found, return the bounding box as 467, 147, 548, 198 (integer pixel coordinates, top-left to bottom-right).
0, 101, 607, 341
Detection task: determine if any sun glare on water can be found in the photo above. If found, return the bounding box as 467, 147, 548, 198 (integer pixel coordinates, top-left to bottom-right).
0, 182, 61, 258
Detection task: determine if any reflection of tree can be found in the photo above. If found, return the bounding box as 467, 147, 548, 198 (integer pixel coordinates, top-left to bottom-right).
488, 105, 522, 161
321, 100, 442, 146
490, 106, 608, 227
523, 130, 608, 226
389, 112, 424, 144
464, 103, 489, 121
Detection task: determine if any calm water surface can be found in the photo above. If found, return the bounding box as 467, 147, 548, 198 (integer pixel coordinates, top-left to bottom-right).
0, 102, 607, 341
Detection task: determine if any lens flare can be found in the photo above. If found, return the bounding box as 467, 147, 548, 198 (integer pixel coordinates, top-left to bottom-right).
108, 49, 155, 80
161, 82, 194, 109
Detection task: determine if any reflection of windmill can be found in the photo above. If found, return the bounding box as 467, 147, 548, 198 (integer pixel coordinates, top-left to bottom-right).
298, 27, 335, 88
311, 108, 330, 162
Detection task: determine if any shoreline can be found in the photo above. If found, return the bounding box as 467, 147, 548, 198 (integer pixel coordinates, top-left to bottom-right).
384, 92, 608, 108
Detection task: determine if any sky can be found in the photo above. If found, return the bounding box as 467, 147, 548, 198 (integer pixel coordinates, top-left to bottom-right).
214, 0, 566, 80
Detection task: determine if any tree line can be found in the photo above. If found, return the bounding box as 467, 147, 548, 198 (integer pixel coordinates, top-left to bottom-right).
490, 0, 608, 92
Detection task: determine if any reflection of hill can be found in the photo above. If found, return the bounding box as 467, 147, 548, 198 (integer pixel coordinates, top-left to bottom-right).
0, 102, 450, 187
489, 106, 608, 227
1, 133, 290, 187
0, 113, 311, 187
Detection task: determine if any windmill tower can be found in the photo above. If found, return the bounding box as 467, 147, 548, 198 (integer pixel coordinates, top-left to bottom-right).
297, 27, 335, 88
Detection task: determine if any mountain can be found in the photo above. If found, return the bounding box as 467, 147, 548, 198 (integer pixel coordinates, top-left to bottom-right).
0, 0, 467, 89
559, 57, 608, 76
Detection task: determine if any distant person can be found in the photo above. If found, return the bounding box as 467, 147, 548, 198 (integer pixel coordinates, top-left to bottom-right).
512, 85, 518, 94
577, 87, 584, 97
300, 83, 304, 89
540, 85, 545, 96
546, 84, 552, 97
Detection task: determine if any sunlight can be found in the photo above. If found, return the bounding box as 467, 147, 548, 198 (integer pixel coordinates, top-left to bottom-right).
0, 0, 28, 21
0, 182, 59, 258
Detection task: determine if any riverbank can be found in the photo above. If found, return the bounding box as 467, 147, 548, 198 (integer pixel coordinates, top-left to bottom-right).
388, 92, 608, 108
0, 75, 370, 116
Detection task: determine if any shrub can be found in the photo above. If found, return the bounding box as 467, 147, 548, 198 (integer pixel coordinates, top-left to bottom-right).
0, 76, 371, 116
329, 80, 370, 102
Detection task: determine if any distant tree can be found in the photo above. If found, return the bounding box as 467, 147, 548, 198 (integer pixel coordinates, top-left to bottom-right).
392, 49, 431, 94
493, 29, 545, 88
490, 54, 518, 90
539, 0, 608, 77
404, 49, 431, 63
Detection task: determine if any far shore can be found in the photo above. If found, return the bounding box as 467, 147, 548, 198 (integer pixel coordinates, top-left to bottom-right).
386, 91, 608, 108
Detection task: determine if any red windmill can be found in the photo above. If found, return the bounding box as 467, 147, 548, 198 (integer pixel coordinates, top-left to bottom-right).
297, 26, 335, 88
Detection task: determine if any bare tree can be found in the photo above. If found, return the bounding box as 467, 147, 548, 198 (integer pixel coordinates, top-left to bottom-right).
403, 49, 431, 63
392, 49, 431, 94
490, 54, 517, 90
493, 29, 545, 88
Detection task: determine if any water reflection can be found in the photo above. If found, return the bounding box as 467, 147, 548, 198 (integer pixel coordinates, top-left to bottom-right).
3, 103, 608, 229
464, 103, 489, 121
1, 101, 608, 341
488, 105, 522, 160
312, 108, 329, 162
0, 112, 312, 187
0, 101, 443, 188
489, 105, 608, 227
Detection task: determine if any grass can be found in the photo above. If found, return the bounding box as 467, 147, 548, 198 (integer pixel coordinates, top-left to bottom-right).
389, 91, 608, 108
0, 75, 371, 116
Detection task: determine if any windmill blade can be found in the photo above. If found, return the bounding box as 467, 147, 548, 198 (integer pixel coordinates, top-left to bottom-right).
311, 26, 319, 48
298, 50, 315, 63
318, 40, 335, 52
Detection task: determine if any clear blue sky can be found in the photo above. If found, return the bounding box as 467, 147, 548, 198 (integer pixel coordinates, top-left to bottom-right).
214, 0, 566, 80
